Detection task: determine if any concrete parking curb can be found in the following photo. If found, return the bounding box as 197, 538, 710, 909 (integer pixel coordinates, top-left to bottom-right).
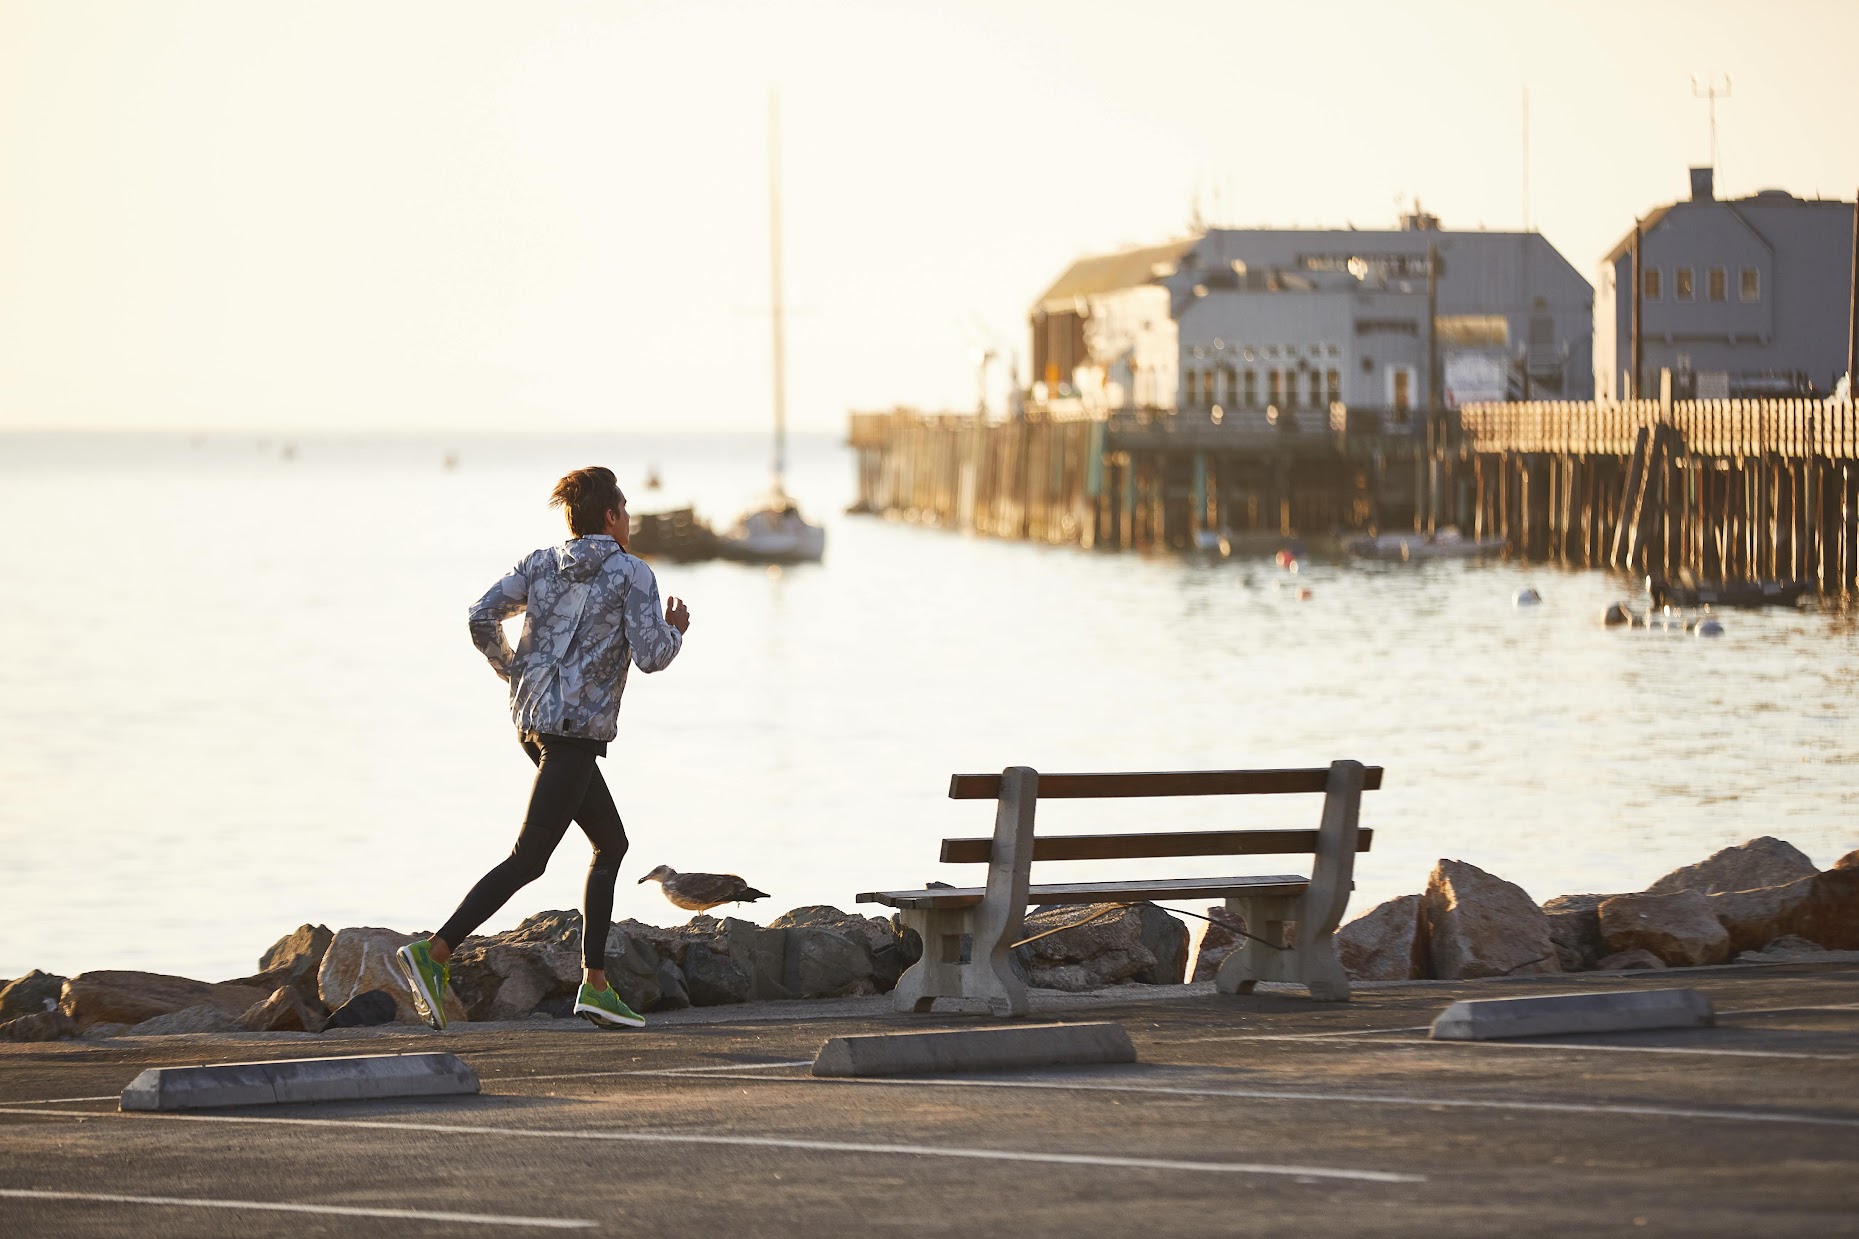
812, 1021, 1135, 1077
1430, 988, 1715, 1041
120, 1052, 480, 1111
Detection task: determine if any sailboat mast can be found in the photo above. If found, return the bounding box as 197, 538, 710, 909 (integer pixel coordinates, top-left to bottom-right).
768, 88, 787, 495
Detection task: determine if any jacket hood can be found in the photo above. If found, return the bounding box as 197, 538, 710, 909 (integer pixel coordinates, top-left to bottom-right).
557, 535, 622, 583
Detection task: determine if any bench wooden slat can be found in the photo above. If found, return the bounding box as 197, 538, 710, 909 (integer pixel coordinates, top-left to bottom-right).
938, 827, 1374, 865
858, 874, 1311, 911
946, 766, 1384, 800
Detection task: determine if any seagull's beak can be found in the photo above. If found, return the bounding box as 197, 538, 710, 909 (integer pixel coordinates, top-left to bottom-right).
636, 875, 650, 884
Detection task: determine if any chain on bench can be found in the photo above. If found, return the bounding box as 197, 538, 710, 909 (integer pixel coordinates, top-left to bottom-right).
1008, 901, 1292, 951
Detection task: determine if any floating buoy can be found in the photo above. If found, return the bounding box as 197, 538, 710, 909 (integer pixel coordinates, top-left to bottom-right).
1603, 602, 1631, 627
1514, 587, 1541, 606
1275, 549, 1296, 569
1297, 588, 1313, 601
1694, 618, 1725, 637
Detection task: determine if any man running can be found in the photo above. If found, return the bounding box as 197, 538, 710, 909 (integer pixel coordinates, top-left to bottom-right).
397, 466, 690, 1030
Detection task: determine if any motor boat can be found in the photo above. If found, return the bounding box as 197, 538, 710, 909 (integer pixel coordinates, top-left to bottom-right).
717, 495, 826, 564
1347, 526, 1506, 562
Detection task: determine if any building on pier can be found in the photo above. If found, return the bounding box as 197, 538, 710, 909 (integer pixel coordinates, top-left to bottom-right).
1028, 210, 1593, 431
1594, 168, 1857, 401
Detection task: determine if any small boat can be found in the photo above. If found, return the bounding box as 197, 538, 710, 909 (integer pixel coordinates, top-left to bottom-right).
1347, 526, 1505, 562
717, 495, 826, 564
1645, 574, 1808, 609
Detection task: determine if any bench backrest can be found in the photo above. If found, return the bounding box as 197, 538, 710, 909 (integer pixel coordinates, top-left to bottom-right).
949, 762, 1379, 929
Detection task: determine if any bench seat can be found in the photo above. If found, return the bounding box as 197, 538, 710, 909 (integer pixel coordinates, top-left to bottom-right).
859, 874, 1311, 911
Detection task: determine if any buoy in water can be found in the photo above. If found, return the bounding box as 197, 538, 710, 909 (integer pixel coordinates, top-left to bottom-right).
1275, 549, 1296, 569
1297, 588, 1313, 601
1695, 618, 1725, 637
1603, 602, 1631, 627
1514, 587, 1541, 606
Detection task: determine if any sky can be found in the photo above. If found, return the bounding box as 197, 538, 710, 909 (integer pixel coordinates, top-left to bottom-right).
2, 0, 1856, 434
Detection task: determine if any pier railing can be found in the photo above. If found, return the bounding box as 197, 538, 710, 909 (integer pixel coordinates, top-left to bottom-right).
1458, 398, 1859, 461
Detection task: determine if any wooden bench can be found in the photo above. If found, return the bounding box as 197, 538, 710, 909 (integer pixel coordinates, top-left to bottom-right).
857, 761, 1380, 1016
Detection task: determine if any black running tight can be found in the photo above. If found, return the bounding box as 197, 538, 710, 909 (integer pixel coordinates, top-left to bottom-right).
437, 731, 628, 970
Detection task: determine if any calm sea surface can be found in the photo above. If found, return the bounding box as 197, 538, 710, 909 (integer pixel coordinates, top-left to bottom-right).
3, 429, 1856, 983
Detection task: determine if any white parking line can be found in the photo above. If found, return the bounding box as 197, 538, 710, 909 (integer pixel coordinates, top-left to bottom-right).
1168, 1025, 1433, 1045
8, 1096, 118, 1105
1721, 1002, 1859, 1017
0, 1188, 591, 1229
1418, 1040, 1852, 1061
630, 1070, 1859, 1131
0, 1107, 1423, 1184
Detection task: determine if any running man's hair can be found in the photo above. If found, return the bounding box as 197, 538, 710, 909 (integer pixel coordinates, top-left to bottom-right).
550, 466, 624, 536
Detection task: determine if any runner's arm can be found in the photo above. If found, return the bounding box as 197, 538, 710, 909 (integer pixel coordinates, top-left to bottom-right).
624, 564, 682, 672
468, 564, 528, 681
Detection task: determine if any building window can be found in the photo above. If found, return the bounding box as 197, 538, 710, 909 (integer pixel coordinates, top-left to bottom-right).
1242, 370, 1258, 407
1285, 370, 1299, 411
1643, 269, 1662, 300
1740, 268, 1760, 301
1675, 268, 1694, 301
1392, 369, 1412, 415
1437, 315, 1510, 347
1268, 369, 1284, 408
1707, 268, 1726, 302
1326, 369, 1341, 406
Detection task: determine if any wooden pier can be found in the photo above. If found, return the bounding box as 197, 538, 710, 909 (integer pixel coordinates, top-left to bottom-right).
848, 392, 1859, 596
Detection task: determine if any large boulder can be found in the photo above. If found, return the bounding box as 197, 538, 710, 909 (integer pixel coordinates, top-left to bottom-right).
1336, 894, 1426, 981
1131, 906, 1191, 985
781, 928, 878, 999
0, 1010, 78, 1042
1423, 860, 1560, 980
318, 928, 467, 1026
724, 919, 794, 1001
1012, 904, 1158, 992
128, 1004, 242, 1036
1788, 863, 1859, 950
770, 906, 910, 991
1598, 891, 1731, 967
450, 910, 583, 1022
223, 924, 335, 1007
0, 970, 67, 1022
240, 986, 327, 1033
1646, 837, 1818, 897
323, 990, 397, 1029
1190, 907, 1245, 982
1594, 949, 1666, 971
681, 943, 752, 1006
1540, 894, 1618, 972
60, 971, 267, 1031
1707, 876, 1816, 954
604, 928, 673, 1014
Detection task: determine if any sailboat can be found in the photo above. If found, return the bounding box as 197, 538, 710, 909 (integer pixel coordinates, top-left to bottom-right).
716, 89, 826, 565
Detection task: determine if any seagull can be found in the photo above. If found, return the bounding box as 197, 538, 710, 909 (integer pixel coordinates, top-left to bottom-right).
638, 864, 770, 913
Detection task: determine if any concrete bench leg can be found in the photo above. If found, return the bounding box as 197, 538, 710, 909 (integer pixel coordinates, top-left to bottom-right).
892, 907, 969, 1013
1214, 894, 1298, 995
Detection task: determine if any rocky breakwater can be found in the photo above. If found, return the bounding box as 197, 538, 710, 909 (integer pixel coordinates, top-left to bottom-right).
1274, 835, 1857, 984
1, 899, 1202, 1041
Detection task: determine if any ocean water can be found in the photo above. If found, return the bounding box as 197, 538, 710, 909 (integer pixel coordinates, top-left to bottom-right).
2, 429, 1856, 984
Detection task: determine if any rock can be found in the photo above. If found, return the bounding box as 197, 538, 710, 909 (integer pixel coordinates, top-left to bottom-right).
1541, 894, 1620, 972
1763, 934, 1827, 953
724, 919, 793, 1001
1833, 850, 1859, 870
1647, 837, 1819, 897
239, 986, 327, 1033
681, 943, 752, 1006
450, 910, 583, 1022
770, 906, 911, 991
1790, 864, 1859, 950
1012, 904, 1158, 991
1598, 891, 1731, 967
128, 1004, 241, 1036
82, 1022, 130, 1039
1190, 907, 1246, 982
1336, 894, 1426, 980
1129, 906, 1190, 984
782, 927, 878, 999
318, 927, 467, 1027
0, 970, 67, 1022
59, 971, 268, 1031
1423, 860, 1561, 980
323, 989, 398, 1029
1594, 949, 1667, 971
1707, 876, 1816, 954
605, 929, 669, 1014
0, 1010, 78, 1042
260, 923, 335, 974
652, 960, 691, 1011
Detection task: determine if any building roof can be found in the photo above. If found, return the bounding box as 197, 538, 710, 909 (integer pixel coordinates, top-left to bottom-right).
1033, 237, 1199, 313
1602, 191, 1854, 265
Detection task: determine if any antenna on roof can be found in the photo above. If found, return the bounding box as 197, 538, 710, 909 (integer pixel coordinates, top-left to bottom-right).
1691, 74, 1732, 178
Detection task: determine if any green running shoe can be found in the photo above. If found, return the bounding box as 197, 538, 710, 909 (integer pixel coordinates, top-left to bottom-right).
395, 938, 450, 1031
573, 982, 645, 1029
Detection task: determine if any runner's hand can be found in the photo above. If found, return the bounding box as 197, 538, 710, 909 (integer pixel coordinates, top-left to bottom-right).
666, 596, 690, 633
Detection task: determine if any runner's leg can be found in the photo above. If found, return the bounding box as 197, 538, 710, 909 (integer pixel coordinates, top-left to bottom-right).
569, 764, 629, 975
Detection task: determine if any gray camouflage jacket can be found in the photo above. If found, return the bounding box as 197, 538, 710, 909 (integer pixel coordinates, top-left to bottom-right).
467, 535, 683, 743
